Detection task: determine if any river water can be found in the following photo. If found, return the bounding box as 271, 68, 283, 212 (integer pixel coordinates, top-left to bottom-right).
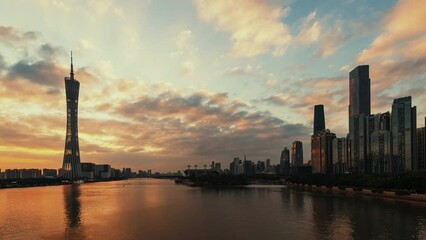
0, 179, 425, 240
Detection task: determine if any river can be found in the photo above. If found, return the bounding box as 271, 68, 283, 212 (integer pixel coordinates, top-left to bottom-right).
0, 178, 425, 240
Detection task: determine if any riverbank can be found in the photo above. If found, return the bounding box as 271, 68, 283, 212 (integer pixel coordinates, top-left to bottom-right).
286, 183, 426, 204
0, 178, 127, 189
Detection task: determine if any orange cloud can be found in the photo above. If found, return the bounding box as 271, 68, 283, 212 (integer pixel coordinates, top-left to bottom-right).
357, 0, 426, 62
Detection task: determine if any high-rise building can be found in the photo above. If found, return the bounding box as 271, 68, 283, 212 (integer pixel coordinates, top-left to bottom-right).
391, 96, 417, 172
370, 130, 392, 173
366, 112, 391, 173
280, 147, 290, 175
61, 53, 83, 180
417, 117, 426, 169
349, 65, 371, 118
348, 65, 371, 174
230, 157, 241, 175
313, 105, 325, 135
291, 141, 304, 167
332, 137, 349, 174
311, 129, 336, 174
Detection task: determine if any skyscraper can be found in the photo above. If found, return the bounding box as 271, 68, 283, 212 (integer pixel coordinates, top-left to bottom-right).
366, 112, 391, 173
61, 53, 83, 180
311, 130, 336, 174
349, 65, 371, 118
417, 117, 426, 170
291, 141, 303, 167
280, 147, 290, 175
332, 137, 349, 174
391, 96, 417, 172
313, 105, 325, 135
348, 65, 371, 174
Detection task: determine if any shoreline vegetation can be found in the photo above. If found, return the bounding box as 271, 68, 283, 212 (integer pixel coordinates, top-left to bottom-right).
0, 177, 127, 189
177, 171, 426, 203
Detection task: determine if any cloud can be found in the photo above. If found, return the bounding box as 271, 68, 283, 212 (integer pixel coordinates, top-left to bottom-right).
7, 60, 67, 87
113, 90, 310, 161
296, 10, 321, 44
0, 54, 6, 71
0, 26, 38, 45
357, 0, 426, 63
353, 0, 426, 119
38, 43, 66, 61
171, 30, 196, 58
193, 0, 292, 58
182, 60, 195, 75
225, 65, 254, 75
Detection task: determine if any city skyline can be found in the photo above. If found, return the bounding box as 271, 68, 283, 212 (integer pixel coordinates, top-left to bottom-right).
0, 0, 425, 171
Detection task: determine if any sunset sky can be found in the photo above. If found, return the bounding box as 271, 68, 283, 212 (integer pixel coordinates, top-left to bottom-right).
0, 0, 425, 172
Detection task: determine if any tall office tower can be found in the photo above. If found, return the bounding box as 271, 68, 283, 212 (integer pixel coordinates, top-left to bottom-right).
280, 147, 290, 175
313, 105, 326, 135
366, 112, 391, 173
348, 65, 371, 174
391, 96, 417, 172
230, 157, 241, 175
370, 129, 392, 173
311, 129, 336, 174
332, 137, 349, 174
291, 141, 304, 167
417, 117, 426, 169
61, 53, 83, 180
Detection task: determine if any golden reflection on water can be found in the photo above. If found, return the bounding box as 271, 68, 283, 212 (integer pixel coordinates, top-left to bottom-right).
0, 179, 425, 240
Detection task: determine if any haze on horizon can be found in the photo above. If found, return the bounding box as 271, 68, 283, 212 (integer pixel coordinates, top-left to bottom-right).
0, 0, 425, 172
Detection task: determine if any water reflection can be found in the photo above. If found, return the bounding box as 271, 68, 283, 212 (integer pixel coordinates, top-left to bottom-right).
1, 179, 425, 240
63, 185, 82, 228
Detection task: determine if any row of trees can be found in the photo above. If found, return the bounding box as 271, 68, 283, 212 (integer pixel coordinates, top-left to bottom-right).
286, 170, 426, 193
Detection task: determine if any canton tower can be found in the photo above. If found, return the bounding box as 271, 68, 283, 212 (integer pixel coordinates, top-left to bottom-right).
61, 52, 82, 180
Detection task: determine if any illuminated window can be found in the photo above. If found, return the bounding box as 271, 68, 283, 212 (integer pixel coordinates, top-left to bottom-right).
65, 149, 72, 155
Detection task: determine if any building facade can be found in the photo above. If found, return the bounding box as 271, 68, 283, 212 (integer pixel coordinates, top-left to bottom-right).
366, 112, 391, 173
280, 147, 290, 175
291, 141, 304, 167
391, 96, 417, 172
313, 105, 325, 135
418, 124, 426, 170
332, 137, 349, 174
348, 65, 371, 174
312, 129, 336, 174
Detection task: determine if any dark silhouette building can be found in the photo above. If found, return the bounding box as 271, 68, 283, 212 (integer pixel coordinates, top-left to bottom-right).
332, 137, 349, 174
349, 65, 371, 118
61, 53, 83, 180
291, 141, 303, 167
313, 105, 325, 135
311, 129, 336, 174
418, 117, 426, 170
366, 112, 392, 173
391, 96, 417, 172
348, 65, 371, 173
280, 147, 290, 175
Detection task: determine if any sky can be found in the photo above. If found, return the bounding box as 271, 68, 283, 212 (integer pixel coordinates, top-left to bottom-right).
0, 0, 425, 172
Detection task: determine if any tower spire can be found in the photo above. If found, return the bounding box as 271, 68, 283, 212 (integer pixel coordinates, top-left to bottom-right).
70, 51, 74, 80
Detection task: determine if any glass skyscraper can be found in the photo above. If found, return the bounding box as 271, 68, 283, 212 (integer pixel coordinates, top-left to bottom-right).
348, 65, 371, 173
313, 105, 325, 135
391, 96, 417, 172
291, 141, 303, 167
61, 53, 83, 180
